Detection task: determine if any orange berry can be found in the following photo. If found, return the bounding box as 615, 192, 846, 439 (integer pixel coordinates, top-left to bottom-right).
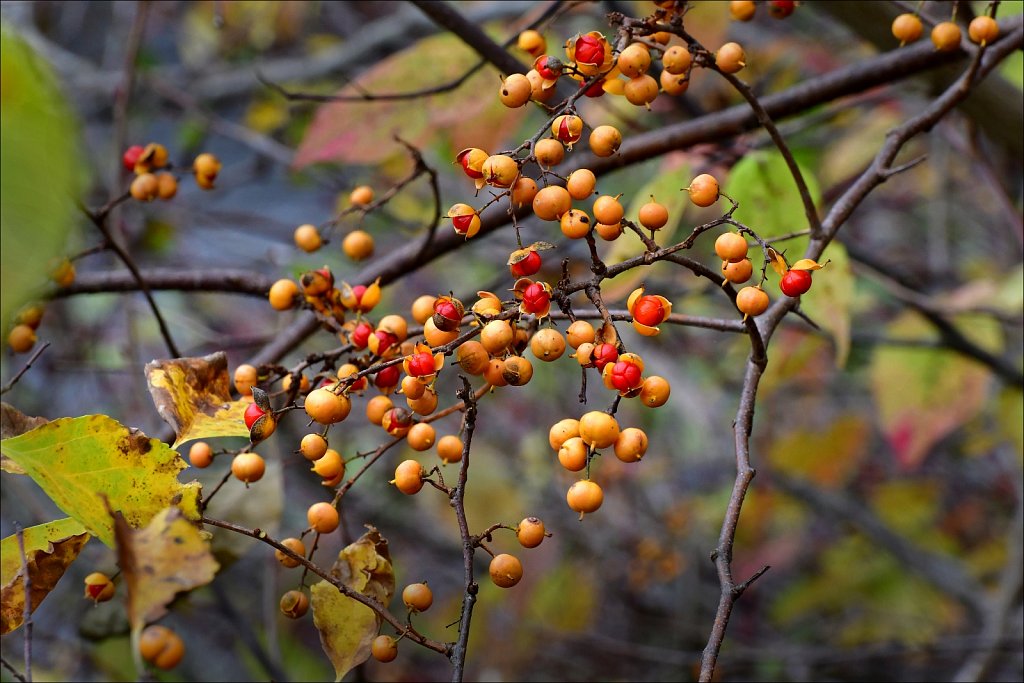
589, 125, 622, 157
714, 232, 748, 262
268, 279, 299, 311
566, 320, 596, 348
516, 517, 546, 548
349, 185, 374, 206
614, 427, 648, 463
688, 174, 720, 207
532, 185, 572, 221
304, 387, 352, 424
549, 418, 580, 450
371, 635, 398, 662
640, 375, 671, 408
721, 258, 753, 284
402, 582, 434, 612
139, 625, 185, 670
188, 441, 214, 468
489, 553, 523, 588
231, 452, 266, 484
534, 138, 565, 167
392, 459, 424, 495
638, 199, 668, 230
436, 434, 463, 464
558, 436, 589, 472
968, 16, 998, 45
280, 589, 310, 618
7, 324, 37, 353
931, 21, 962, 51
275, 537, 306, 568
716, 42, 746, 73
735, 286, 770, 317
234, 364, 258, 396
566, 480, 604, 515
366, 395, 394, 426
307, 501, 340, 533
499, 73, 532, 108
311, 448, 345, 480
407, 422, 436, 451
566, 169, 597, 200
578, 411, 620, 449
342, 230, 375, 261
891, 13, 923, 43
411, 295, 436, 325
294, 224, 322, 252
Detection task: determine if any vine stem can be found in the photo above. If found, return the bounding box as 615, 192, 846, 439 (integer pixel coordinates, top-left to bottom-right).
449, 376, 480, 683
15, 524, 32, 682
199, 516, 450, 655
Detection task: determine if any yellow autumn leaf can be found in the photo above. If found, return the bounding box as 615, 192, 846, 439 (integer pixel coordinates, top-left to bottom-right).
0, 518, 90, 634
766, 247, 789, 277
114, 507, 219, 630
311, 527, 395, 681
145, 352, 251, 449
0, 415, 202, 547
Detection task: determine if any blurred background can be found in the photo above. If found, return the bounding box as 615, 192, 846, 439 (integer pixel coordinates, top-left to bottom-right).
1, 1, 1022, 681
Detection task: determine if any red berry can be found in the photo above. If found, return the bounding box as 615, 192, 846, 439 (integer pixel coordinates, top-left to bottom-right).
375, 364, 401, 390
406, 352, 435, 377
768, 0, 795, 18
592, 343, 618, 371
123, 145, 145, 171
780, 269, 813, 297
372, 330, 398, 356
350, 321, 373, 349
534, 55, 563, 80
244, 403, 266, 430
610, 360, 643, 392
521, 283, 550, 314
632, 296, 665, 327
510, 250, 542, 278
579, 78, 605, 98
575, 34, 605, 65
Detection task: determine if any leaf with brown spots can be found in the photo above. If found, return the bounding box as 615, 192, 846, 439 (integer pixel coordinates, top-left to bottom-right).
114, 506, 218, 628
113, 506, 218, 671
145, 352, 251, 449
312, 527, 395, 681
0, 402, 48, 473
0, 415, 201, 547
0, 518, 90, 634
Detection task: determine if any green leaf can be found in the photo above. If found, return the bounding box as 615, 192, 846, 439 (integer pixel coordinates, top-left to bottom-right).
1, 518, 90, 634
311, 527, 395, 681
726, 149, 821, 253
797, 242, 854, 367
602, 154, 691, 303
869, 312, 999, 470
0, 415, 201, 547
0, 23, 86, 331
145, 352, 251, 448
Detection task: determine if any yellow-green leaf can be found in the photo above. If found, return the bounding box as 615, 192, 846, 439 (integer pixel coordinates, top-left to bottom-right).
0, 24, 86, 331
0, 415, 201, 547
0, 402, 47, 473
312, 527, 395, 681
145, 352, 251, 449
1, 518, 89, 634
797, 242, 853, 367
114, 507, 218, 632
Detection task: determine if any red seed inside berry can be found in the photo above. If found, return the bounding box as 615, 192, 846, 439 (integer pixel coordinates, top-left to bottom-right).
244, 403, 266, 430
780, 269, 813, 297
632, 296, 665, 327
611, 361, 642, 391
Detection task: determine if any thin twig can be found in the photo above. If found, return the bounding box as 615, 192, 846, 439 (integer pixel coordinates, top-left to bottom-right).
15, 523, 32, 682
1, 343, 51, 396
449, 376, 480, 683
0, 657, 27, 683
79, 202, 181, 358
200, 515, 451, 655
